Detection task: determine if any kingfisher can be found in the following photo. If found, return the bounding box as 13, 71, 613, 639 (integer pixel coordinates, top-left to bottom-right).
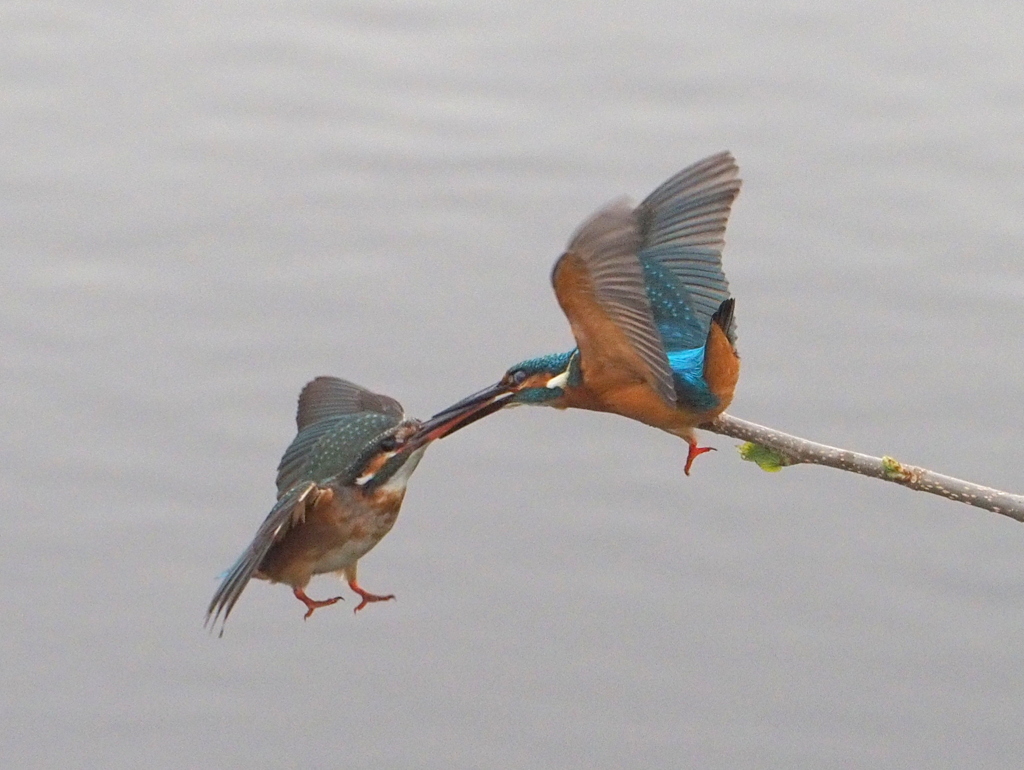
418, 152, 741, 475
205, 376, 497, 633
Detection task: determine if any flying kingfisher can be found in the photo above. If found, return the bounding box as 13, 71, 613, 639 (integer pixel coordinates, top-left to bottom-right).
418, 152, 741, 475
205, 376, 497, 633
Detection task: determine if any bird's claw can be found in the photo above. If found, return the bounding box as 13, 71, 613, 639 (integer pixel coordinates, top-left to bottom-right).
293, 587, 344, 620
348, 582, 396, 614
684, 442, 716, 475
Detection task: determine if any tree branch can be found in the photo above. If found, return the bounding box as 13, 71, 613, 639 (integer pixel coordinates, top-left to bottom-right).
704, 413, 1024, 523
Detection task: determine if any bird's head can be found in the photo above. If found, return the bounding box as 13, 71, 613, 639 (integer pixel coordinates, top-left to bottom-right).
409, 350, 580, 445
498, 351, 578, 405
341, 418, 430, 494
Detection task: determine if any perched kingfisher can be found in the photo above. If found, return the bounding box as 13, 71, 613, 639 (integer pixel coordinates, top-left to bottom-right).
205, 376, 494, 633
418, 152, 741, 475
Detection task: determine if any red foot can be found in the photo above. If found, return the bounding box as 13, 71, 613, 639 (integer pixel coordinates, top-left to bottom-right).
348, 580, 395, 614
684, 441, 716, 476
293, 586, 344, 620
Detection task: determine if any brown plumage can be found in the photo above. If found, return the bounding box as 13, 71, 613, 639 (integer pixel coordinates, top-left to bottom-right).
206, 377, 461, 634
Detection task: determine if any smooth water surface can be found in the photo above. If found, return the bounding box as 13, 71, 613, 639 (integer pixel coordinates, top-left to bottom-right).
3, 1, 1024, 767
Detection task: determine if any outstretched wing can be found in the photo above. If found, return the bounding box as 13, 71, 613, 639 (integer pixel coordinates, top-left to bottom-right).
296, 376, 403, 430
551, 199, 677, 405
636, 151, 740, 349
205, 480, 320, 634
277, 378, 403, 494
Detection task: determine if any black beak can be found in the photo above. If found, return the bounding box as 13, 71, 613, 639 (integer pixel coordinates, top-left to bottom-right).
406, 381, 514, 449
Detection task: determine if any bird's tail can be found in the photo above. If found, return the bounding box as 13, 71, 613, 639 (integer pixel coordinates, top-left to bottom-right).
205, 481, 317, 636
710, 298, 735, 343
702, 299, 740, 413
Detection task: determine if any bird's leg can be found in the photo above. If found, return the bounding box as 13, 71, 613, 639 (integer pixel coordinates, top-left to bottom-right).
293, 586, 344, 620
344, 565, 395, 613
684, 438, 716, 475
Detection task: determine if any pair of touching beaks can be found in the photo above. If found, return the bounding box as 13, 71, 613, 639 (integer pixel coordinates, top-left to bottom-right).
404, 371, 549, 451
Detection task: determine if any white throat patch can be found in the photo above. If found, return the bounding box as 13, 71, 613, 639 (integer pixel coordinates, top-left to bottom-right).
545, 370, 569, 389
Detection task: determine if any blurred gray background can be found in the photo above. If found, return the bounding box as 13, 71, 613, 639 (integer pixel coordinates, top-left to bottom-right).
3, 1, 1024, 767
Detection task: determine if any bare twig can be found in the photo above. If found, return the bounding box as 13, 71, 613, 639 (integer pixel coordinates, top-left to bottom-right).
704, 413, 1024, 523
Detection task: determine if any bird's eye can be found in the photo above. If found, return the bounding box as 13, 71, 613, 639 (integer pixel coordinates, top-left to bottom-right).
379, 436, 400, 452
510, 370, 528, 385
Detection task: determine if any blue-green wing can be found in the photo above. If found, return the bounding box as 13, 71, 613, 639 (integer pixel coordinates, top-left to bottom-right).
303, 411, 400, 485
548, 154, 739, 409
634, 153, 740, 408
276, 412, 400, 493
276, 377, 404, 494
636, 151, 740, 349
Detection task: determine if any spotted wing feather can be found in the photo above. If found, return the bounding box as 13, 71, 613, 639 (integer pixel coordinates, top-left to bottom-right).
636, 151, 741, 344
277, 377, 403, 493
277, 411, 400, 494
275, 420, 337, 495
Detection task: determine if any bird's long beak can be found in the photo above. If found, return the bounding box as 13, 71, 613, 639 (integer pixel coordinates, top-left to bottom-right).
406, 381, 515, 449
